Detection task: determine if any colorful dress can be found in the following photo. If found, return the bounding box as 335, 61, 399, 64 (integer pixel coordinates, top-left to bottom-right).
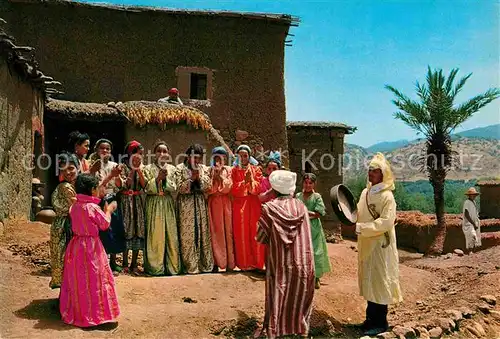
296, 192, 331, 278
59, 194, 120, 327
232, 164, 264, 270
208, 165, 235, 270
256, 197, 315, 338
259, 176, 276, 203
175, 163, 214, 274
49, 182, 76, 289
96, 160, 126, 254
143, 163, 181, 276
118, 165, 146, 250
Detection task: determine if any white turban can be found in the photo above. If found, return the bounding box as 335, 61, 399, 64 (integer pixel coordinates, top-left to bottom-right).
269, 170, 297, 195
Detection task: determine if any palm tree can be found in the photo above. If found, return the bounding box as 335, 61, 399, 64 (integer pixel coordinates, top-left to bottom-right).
386, 67, 499, 255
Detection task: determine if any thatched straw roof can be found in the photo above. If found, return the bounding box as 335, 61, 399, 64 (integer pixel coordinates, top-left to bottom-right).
477, 180, 500, 187
287, 121, 356, 134
45, 99, 211, 130
45, 99, 232, 154
45, 99, 120, 120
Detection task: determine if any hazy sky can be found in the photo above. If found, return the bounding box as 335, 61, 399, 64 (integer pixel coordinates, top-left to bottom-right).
80, 0, 500, 147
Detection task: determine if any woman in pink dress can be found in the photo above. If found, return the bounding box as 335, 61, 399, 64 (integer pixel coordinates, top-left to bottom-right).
208, 146, 234, 272
59, 174, 120, 327
259, 151, 281, 203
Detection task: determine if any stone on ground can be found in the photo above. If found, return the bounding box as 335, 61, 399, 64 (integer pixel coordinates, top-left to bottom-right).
453, 249, 464, 256
428, 327, 442, 338
480, 295, 496, 306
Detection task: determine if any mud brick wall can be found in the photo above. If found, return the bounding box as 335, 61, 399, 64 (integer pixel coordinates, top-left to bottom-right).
125, 124, 219, 167
287, 125, 347, 229
1, 0, 290, 156
0, 58, 43, 221
342, 212, 500, 253
478, 185, 500, 219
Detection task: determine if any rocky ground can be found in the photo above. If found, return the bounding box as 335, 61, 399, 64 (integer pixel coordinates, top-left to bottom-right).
0, 219, 499, 339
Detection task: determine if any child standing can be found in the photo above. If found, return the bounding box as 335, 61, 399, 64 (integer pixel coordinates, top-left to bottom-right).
296, 173, 331, 289
116, 141, 146, 275
49, 153, 78, 289
59, 174, 120, 327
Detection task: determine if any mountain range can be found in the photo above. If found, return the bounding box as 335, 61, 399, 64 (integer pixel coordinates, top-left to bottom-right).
365, 124, 500, 153
345, 124, 500, 181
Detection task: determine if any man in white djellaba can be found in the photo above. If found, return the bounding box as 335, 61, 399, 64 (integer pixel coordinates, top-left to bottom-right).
462, 187, 481, 254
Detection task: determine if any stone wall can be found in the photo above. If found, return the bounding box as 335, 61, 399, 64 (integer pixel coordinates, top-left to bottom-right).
287, 124, 348, 229
0, 58, 44, 221
478, 185, 500, 219
1, 0, 291, 156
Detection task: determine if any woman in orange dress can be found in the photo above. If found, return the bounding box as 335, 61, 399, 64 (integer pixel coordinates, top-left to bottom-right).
231, 145, 264, 271
208, 146, 234, 272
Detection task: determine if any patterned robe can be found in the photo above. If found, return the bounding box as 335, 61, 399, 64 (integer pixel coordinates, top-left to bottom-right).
175, 163, 214, 274
117, 165, 146, 250
143, 163, 181, 275
49, 182, 76, 289
60, 194, 120, 327
296, 192, 331, 278
208, 165, 234, 270
256, 197, 315, 338
232, 165, 264, 270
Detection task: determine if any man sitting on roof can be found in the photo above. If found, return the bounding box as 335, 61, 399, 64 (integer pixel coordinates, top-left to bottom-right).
158, 88, 183, 105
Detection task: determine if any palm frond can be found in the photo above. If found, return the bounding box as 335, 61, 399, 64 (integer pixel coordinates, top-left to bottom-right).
449, 88, 500, 130
444, 68, 459, 95
450, 72, 472, 98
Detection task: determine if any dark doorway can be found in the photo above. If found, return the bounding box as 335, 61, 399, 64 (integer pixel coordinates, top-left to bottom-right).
32, 130, 43, 180
43, 117, 126, 205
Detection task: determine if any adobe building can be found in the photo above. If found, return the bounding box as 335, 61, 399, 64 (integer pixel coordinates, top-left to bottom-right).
477, 180, 500, 219
1, 0, 298, 157
43, 99, 229, 199
0, 19, 59, 221
287, 121, 355, 230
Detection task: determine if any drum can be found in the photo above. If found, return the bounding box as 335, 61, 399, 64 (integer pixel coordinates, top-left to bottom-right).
330, 184, 358, 226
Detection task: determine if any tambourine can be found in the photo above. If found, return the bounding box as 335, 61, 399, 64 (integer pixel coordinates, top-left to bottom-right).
330, 184, 358, 226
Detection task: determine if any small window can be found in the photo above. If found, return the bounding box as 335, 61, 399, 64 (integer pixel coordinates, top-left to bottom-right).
190, 73, 207, 100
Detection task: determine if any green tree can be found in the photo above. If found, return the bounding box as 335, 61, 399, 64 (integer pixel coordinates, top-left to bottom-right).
386, 67, 499, 255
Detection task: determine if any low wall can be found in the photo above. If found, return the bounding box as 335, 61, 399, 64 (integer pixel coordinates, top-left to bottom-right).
341, 211, 500, 253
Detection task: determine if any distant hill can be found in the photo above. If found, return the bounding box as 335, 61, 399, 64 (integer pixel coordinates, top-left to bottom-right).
344, 137, 500, 181
366, 139, 411, 153
364, 124, 500, 153
454, 124, 500, 139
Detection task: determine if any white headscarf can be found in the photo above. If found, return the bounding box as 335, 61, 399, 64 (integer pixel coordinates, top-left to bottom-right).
269, 170, 297, 195
368, 152, 395, 192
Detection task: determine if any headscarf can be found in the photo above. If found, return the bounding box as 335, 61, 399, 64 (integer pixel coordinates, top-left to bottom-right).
184, 144, 204, 166
267, 151, 282, 168
269, 170, 297, 196
124, 140, 142, 156
233, 144, 258, 167
123, 140, 143, 165
303, 173, 317, 182
211, 146, 228, 167
368, 152, 395, 191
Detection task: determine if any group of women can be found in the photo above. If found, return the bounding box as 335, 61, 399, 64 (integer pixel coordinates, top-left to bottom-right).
49, 131, 332, 313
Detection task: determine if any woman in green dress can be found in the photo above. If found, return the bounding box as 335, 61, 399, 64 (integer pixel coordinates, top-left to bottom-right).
296, 173, 331, 289
143, 141, 181, 276
49, 153, 78, 289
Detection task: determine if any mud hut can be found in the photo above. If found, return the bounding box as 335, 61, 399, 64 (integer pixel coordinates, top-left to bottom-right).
0, 18, 59, 221
43, 99, 230, 200
477, 180, 500, 219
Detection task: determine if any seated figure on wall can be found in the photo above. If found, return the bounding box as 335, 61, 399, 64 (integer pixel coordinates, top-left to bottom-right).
158, 88, 183, 105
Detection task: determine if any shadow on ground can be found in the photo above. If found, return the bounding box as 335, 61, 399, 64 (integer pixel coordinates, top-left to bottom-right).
14, 298, 119, 333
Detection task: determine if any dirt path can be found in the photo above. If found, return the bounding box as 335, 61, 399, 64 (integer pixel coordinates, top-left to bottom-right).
0, 220, 498, 338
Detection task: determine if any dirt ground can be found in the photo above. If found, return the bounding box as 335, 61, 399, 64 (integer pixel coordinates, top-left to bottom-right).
0, 219, 499, 338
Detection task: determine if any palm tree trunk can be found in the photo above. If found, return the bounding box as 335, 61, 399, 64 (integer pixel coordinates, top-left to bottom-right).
426, 172, 446, 255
